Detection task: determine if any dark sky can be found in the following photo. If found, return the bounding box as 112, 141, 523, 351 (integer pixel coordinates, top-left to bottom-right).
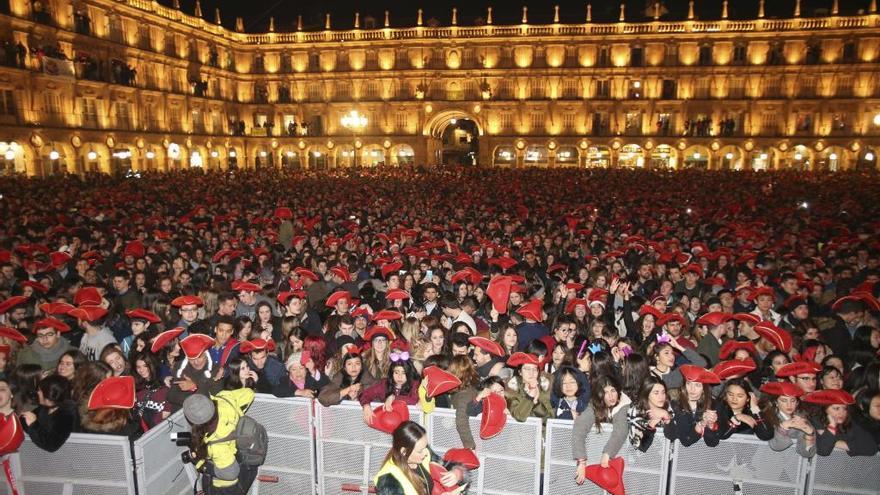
160, 0, 870, 32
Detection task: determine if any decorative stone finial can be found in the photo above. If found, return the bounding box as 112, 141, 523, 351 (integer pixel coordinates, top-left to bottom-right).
487, 6, 493, 24
871, 0, 877, 13
452, 7, 457, 25
619, 3, 625, 22
325, 13, 331, 30
417, 9, 423, 26
794, 0, 801, 17
354, 12, 360, 29
831, 0, 839, 15
653, 2, 660, 20
269, 16, 275, 32
385, 10, 390, 27
522, 6, 528, 23
214, 7, 221, 25
297, 15, 302, 31
722, 0, 729, 19
235, 17, 244, 32
758, 0, 765, 18
194, 0, 202, 18
586, 4, 592, 22
554, 5, 560, 23
688, 0, 694, 19
173, 0, 180, 9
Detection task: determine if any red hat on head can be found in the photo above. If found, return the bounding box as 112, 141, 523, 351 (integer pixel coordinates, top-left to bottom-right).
231, 280, 262, 292
171, 295, 204, 307
363, 326, 395, 342
0, 327, 27, 344
385, 289, 411, 301
88, 376, 136, 410
775, 361, 822, 378
802, 389, 855, 406
583, 456, 626, 495
506, 352, 540, 368
0, 413, 24, 455
760, 382, 804, 398
565, 282, 585, 292
277, 291, 306, 305
0, 296, 28, 314
488, 257, 518, 272
20, 281, 49, 293
682, 263, 704, 279
179, 334, 213, 359
443, 448, 480, 470
381, 262, 404, 280
123, 240, 145, 259
367, 399, 410, 434
679, 365, 721, 384
350, 307, 371, 319
719, 340, 757, 360
371, 309, 403, 322
422, 366, 462, 398
468, 336, 505, 358
74, 287, 102, 307
657, 313, 686, 328
486, 276, 513, 314
151, 327, 185, 353
638, 305, 664, 319
713, 358, 757, 380
126, 308, 161, 324
273, 206, 293, 220
695, 312, 731, 327
39, 302, 75, 315
782, 295, 808, 312
451, 268, 483, 285
34, 317, 70, 333
293, 267, 319, 282
0, 345, 10, 356
329, 266, 351, 282
748, 287, 776, 302
240, 338, 276, 354
831, 293, 880, 312
730, 313, 761, 326
516, 299, 544, 322
68, 305, 108, 322
325, 290, 352, 308
49, 251, 72, 268
480, 392, 507, 439
754, 321, 792, 353
564, 298, 588, 315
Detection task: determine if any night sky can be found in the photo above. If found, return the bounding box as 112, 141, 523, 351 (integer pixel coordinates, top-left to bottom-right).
158, 0, 873, 33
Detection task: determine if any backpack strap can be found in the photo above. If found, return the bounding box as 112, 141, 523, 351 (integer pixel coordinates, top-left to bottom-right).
205, 395, 242, 446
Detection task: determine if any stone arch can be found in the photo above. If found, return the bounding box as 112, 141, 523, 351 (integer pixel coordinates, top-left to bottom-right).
423, 109, 484, 139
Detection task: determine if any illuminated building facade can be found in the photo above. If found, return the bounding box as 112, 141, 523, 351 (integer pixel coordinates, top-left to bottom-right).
1, 0, 880, 175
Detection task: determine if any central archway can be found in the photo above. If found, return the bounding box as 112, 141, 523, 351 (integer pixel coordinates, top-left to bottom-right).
424, 110, 484, 166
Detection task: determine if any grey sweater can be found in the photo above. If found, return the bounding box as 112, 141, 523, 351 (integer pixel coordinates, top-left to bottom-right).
571, 393, 632, 460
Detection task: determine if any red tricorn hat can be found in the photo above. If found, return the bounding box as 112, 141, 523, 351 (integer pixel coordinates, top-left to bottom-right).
171, 295, 204, 307
123, 240, 145, 259
74, 287, 103, 306
20, 281, 49, 294
730, 313, 761, 326
0, 413, 24, 455
443, 448, 480, 470
775, 361, 822, 378
479, 392, 507, 440
469, 336, 505, 358
49, 251, 72, 268
802, 389, 855, 406
713, 358, 757, 380
564, 298, 588, 315
273, 206, 293, 220
486, 276, 513, 314
0, 326, 27, 344
760, 382, 804, 398
831, 293, 879, 312
39, 302, 75, 315
679, 364, 721, 385
325, 290, 353, 307
516, 299, 544, 322
695, 312, 731, 328
748, 287, 776, 302
754, 321, 793, 353
293, 267, 319, 282
277, 291, 307, 305
363, 326, 395, 342
0, 296, 28, 314
488, 257, 518, 272
385, 289, 411, 301
422, 366, 462, 398
240, 338, 276, 354
88, 376, 136, 410
682, 263, 704, 279
371, 309, 403, 322
719, 340, 757, 360
584, 456, 626, 495
150, 327, 185, 353
126, 308, 162, 324
638, 305, 664, 319
34, 317, 70, 333
231, 280, 262, 292
329, 266, 351, 282
380, 262, 404, 280
179, 334, 213, 359
68, 305, 108, 322
367, 399, 410, 434
451, 268, 483, 285
506, 352, 540, 368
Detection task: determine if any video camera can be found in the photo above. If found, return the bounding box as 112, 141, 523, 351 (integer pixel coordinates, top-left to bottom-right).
170, 432, 196, 464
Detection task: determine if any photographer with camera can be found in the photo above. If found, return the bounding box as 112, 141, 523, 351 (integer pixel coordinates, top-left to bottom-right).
181, 386, 257, 495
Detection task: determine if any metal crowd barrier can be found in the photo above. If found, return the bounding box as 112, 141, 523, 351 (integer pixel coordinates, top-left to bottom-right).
543, 419, 668, 495
426, 408, 544, 495
132, 409, 195, 495
806, 448, 880, 495
247, 394, 316, 495
315, 401, 425, 495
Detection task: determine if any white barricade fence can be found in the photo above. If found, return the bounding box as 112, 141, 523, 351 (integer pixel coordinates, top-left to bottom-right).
133, 409, 195, 495
426, 408, 543, 495
11, 433, 135, 495
807, 451, 880, 495
248, 394, 316, 495
543, 419, 668, 495
316, 401, 424, 494
669, 433, 808, 495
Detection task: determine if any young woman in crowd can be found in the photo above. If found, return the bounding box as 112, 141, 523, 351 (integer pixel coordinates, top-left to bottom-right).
133, 352, 171, 430
667, 365, 721, 447
571, 375, 631, 485
318, 349, 376, 406
20, 375, 78, 452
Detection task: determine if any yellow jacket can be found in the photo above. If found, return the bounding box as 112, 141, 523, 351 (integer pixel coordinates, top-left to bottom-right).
200, 388, 256, 488
373, 453, 431, 495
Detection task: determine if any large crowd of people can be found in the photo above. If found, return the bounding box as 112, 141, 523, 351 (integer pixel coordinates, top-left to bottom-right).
0, 166, 879, 494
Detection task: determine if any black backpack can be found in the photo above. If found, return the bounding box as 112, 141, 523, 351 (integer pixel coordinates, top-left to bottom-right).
207, 396, 268, 466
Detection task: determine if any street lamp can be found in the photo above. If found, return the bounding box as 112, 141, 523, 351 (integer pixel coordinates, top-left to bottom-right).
341, 110, 368, 167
